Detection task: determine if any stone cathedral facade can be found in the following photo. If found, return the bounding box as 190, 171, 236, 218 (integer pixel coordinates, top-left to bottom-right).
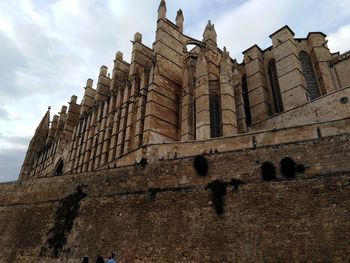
2, 1, 350, 262
19, 1, 350, 180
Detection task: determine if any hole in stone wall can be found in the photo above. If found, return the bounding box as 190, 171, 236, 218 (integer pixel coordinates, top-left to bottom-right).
260, 161, 276, 181
140, 158, 148, 166
340, 96, 349, 104
193, 155, 208, 176
280, 157, 296, 179
296, 164, 306, 173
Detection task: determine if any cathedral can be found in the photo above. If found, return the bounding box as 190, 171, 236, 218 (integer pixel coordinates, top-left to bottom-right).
19, 1, 350, 180
2, 1, 349, 262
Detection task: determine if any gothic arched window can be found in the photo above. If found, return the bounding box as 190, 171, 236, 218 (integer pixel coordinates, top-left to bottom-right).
210, 93, 221, 138
242, 74, 252, 126
268, 59, 284, 113
299, 51, 320, 100
53, 159, 64, 176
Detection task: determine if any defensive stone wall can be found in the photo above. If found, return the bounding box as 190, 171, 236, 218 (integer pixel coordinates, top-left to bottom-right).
1, 133, 349, 262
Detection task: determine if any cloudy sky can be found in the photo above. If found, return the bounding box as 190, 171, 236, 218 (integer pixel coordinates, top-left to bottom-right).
0, 0, 349, 182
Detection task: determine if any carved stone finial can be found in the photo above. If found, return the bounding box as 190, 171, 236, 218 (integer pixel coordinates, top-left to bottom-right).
158, 0, 166, 20
203, 20, 217, 45
100, 65, 108, 76
70, 95, 78, 104
60, 105, 67, 114
86, 79, 93, 88
220, 47, 233, 76
115, 51, 123, 61
134, 32, 142, 43
176, 9, 184, 32
223, 46, 229, 58
177, 9, 183, 17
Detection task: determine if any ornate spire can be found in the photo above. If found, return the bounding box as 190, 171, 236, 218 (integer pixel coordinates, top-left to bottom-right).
176, 9, 184, 33
203, 20, 217, 46
35, 107, 50, 137
220, 46, 233, 78
158, 0, 166, 20
223, 46, 229, 58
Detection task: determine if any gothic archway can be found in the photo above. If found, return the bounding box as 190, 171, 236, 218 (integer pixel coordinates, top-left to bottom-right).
53, 159, 64, 176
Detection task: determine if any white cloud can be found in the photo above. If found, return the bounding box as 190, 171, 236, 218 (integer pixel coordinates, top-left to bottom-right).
0, 148, 26, 182
214, 0, 350, 61
0, 108, 10, 121
328, 24, 350, 54
215, 0, 294, 60
0, 133, 30, 151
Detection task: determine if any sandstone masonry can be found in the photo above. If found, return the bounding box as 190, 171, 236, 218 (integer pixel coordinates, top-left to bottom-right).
1, 1, 350, 262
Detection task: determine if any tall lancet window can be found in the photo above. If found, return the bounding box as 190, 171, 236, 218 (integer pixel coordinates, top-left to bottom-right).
299, 51, 320, 100
268, 59, 284, 113
210, 92, 221, 138
53, 159, 64, 176
242, 74, 252, 126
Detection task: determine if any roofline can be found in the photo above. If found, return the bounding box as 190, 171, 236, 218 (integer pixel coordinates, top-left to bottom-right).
307, 31, 327, 38
269, 25, 295, 38
242, 44, 263, 54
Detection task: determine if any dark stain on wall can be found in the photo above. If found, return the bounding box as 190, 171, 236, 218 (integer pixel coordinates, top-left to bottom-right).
40, 186, 87, 258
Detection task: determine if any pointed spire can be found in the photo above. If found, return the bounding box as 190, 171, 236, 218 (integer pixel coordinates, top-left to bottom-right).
220, 46, 230, 65
40, 107, 50, 129
203, 20, 217, 46
220, 47, 233, 77
34, 107, 50, 138
223, 46, 229, 58
46, 114, 59, 145
158, 0, 166, 20
176, 9, 184, 33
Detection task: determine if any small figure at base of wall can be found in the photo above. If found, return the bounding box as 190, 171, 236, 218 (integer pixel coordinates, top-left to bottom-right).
96, 256, 105, 263
106, 252, 117, 263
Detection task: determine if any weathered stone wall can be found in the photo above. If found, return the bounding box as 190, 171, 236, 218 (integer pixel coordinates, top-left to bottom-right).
332, 54, 350, 89
251, 86, 350, 131
103, 116, 350, 168
1, 133, 349, 262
